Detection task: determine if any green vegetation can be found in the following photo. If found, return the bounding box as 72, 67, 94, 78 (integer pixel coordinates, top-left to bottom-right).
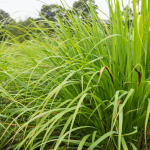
1, 0, 150, 149
0, 0, 100, 42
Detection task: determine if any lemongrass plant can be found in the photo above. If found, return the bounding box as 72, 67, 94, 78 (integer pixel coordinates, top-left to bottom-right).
1, 0, 150, 149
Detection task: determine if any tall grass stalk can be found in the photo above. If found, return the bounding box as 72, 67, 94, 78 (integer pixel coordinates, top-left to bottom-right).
1, 0, 150, 149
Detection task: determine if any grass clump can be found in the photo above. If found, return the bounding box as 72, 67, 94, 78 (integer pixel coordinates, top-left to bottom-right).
1, 0, 150, 149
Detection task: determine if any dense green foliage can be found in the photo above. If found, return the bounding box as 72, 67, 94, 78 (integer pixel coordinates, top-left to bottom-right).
1, 0, 150, 149
0, 0, 99, 42
73, 0, 98, 19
